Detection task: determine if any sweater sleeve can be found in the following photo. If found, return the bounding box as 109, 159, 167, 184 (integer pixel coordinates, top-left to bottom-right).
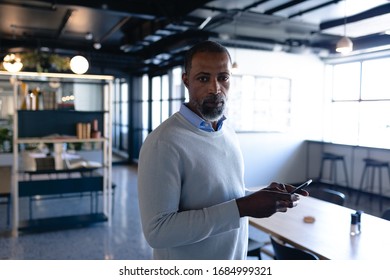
138, 138, 242, 249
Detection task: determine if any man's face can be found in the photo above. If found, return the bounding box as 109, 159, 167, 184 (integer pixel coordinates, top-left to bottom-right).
182, 52, 231, 122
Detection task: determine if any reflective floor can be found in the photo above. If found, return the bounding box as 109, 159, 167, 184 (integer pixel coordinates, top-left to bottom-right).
0, 165, 152, 260
0, 165, 389, 260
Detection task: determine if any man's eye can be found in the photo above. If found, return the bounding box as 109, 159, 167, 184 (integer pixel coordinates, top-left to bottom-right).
198, 76, 209, 82
219, 75, 229, 82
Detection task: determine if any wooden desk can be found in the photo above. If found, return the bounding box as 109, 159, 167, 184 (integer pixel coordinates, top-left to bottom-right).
249, 196, 390, 260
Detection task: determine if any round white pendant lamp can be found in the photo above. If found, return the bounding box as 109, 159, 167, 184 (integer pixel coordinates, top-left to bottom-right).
70, 55, 89, 74
3, 53, 23, 73
336, 36, 353, 54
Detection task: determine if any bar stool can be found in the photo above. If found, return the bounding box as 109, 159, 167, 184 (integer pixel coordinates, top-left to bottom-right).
355, 158, 390, 211
318, 152, 350, 187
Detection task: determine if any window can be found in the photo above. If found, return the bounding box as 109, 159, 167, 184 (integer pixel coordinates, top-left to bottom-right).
141, 74, 149, 142
326, 57, 390, 148
140, 67, 185, 142
139, 71, 291, 138
151, 76, 162, 130
229, 74, 291, 132
361, 58, 390, 100
332, 62, 360, 101
171, 67, 184, 114
111, 78, 129, 156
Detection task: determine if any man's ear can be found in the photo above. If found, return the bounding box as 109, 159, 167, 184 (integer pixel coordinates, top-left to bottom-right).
182, 73, 189, 88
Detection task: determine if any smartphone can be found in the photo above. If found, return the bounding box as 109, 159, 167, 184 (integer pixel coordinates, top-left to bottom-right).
290, 179, 312, 194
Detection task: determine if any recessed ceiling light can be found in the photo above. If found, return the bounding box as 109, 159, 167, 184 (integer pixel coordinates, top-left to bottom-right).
85, 32, 93, 40
93, 42, 102, 49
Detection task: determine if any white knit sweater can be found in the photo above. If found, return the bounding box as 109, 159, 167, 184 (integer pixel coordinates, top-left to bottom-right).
138, 112, 248, 259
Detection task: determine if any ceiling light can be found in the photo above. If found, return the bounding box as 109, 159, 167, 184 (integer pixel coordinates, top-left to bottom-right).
199, 16, 212, 29
336, 36, 353, 54
93, 42, 102, 50
3, 53, 23, 73
70, 55, 89, 74
85, 32, 93, 40
336, 0, 353, 54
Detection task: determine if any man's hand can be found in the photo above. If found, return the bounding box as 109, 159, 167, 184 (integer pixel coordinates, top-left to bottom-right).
236, 182, 309, 218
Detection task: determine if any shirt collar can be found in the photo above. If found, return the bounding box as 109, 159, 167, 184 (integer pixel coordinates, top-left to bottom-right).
179, 103, 226, 132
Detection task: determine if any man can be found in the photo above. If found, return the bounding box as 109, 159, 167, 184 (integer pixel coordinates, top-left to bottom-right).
138, 40, 307, 259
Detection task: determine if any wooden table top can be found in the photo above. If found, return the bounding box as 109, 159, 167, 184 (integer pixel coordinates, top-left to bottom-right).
249, 195, 390, 260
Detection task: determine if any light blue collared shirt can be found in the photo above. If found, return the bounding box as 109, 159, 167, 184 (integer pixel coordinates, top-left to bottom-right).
179, 103, 226, 132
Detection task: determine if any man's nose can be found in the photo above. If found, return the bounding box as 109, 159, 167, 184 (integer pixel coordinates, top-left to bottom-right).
209, 78, 221, 94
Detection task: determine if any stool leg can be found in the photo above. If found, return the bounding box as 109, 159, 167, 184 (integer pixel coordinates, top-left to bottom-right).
342, 159, 350, 187
379, 168, 383, 212
368, 167, 375, 205
318, 158, 325, 182
329, 160, 335, 186
356, 165, 368, 205
387, 166, 390, 212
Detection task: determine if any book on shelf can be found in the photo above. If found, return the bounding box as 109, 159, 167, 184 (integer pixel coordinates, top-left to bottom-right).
41, 134, 77, 140
65, 158, 102, 169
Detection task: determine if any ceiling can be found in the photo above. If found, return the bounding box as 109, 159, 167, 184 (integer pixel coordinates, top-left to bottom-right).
1, 0, 390, 75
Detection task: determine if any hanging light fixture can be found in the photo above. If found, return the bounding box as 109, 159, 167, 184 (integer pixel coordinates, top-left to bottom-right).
3, 53, 23, 73
70, 55, 89, 74
336, 36, 353, 54
336, 0, 353, 54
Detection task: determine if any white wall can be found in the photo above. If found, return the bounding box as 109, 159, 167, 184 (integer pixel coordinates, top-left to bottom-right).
229, 48, 325, 187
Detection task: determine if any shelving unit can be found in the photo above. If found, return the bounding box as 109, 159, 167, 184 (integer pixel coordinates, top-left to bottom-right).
11, 71, 114, 235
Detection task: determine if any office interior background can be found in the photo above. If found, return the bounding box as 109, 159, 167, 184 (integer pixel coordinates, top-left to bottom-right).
1, 0, 390, 259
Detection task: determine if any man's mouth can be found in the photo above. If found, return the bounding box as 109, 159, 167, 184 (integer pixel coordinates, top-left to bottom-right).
203, 96, 225, 108
204, 100, 223, 108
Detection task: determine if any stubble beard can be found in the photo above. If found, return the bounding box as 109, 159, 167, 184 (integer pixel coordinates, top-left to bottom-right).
190, 94, 226, 122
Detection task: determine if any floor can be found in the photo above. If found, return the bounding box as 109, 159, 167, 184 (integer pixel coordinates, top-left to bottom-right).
0, 164, 152, 260
0, 165, 389, 260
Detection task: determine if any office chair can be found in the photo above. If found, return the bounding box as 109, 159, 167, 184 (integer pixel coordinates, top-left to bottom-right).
247, 225, 274, 259
270, 236, 319, 260
308, 187, 346, 206
381, 208, 390, 221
